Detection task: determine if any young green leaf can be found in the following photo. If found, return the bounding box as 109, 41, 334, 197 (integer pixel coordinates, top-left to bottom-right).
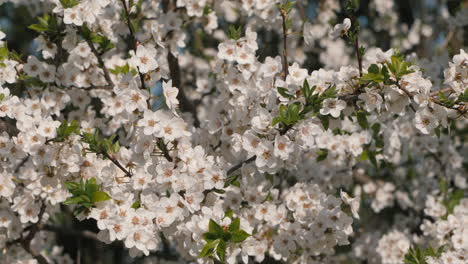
229, 218, 240, 232
227, 25, 242, 40
216, 240, 227, 262
92, 191, 111, 203
131, 200, 141, 209
368, 64, 380, 74
208, 219, 224, 236
199, 239, 219, 258
277, 87, 294, 99
316, 149, 328, 162
356, 110, 369, 129
231, 230, 250, 243
202, 232, 219, 242
60, 0, 80, 8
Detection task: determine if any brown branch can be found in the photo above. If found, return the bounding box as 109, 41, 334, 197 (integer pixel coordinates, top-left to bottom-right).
0, 118, 19, 136
279, 9, 289, 81
14, 155, 30, 173
394, 81, 417, 112
161, 1, 200, 126
429, 87, 453, 97
101, 151, 132, 177
120, 0, 147, 92
156, 138, 173, 162
194, 88, 216, 105
81, 31, 114, 88
42, 225, 100, 242
226, 155, 256, 176
396, 82, 465, 114
354, 35, 363, 77
167, 51, 201, 127
8, 202, 50, 264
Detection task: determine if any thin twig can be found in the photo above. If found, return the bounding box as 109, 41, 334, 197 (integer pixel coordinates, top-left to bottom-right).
354, 35, 363, 77
429, 87, 453, 97
14, 155, 30, 173
18, 202, 49, 264
101, 151, 132, 177
226, 156, 256, 176
120, 0, 147, 92
194, 87, 216, 105
82, 32, 114, 88
156, 138, 173, 162
279, 9, 289, 80
394, 81, 417, 112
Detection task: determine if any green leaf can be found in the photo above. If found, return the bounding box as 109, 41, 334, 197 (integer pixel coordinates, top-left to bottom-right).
359, 149, 369, 161
202, 232, 219, 242
445, 189, 464, 215
85, 178, 99, 194
277, 87, 294, 99
320, 85, 337, 99
216, 240, 227, 262
60, 0, 80, 8
318, 115, 329, 130
203, 5, 213, 15
285, 18, 293, 30
0, 46, 9, 61
263, 191, 274, 202
231, 230, 250, 243
212, 188, 226, 194
199, 239, 219, 258
208, 219, 224, 236
386, 54, 414, 79
279, 0, 295, 13
92, 191, 111, 203
368, 150, 377, 167
356, 110, 369, 129
63, 196, 84, 205
381, 65, 390, 82
28, 14, 60, 35
229, 218, 240, 232
227, 25, 242, 40
371, 123, 381, 135
64, 181, 80, 191
301, 79, 310, 98
224, 209, 233, 220
79, 194, 91, 203
368, 64, 380, 74
284, 103, 301, 125
131, 200, 141, 209
359, 46, 366, 57
404, 246, 445, 264
55, 120, 80, 142
28, 24, 48, 33
361, 72, 385, 83
316, 149, 328, 162
224, 174, 239, 188
457, 88, 468, 102
376, 136, 385, 150
439, 179, 448, 195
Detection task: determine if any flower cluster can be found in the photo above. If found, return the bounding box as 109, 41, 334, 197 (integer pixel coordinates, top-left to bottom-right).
0, 0, 467, 263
